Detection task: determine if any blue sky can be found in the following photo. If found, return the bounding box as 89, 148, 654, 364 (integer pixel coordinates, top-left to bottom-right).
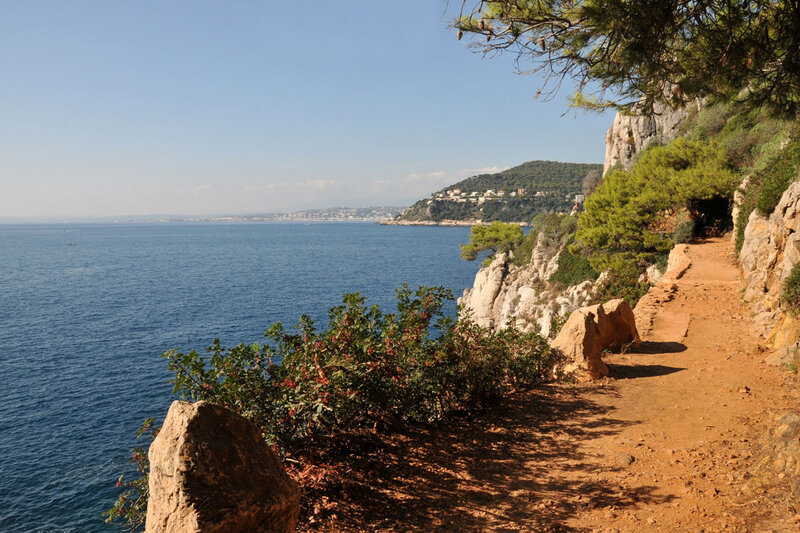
1, 1, 613, 218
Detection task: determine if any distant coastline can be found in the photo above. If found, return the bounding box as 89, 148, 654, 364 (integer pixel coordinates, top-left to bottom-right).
0, 206, 405, 225
381, 219, 529, 227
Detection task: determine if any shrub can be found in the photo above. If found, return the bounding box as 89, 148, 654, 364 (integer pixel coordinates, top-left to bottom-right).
591, 260, 650, 308
549, 237, 599, 289
108, 285, 556, 528
781, 263, 800, 317
672, 211, 695, 243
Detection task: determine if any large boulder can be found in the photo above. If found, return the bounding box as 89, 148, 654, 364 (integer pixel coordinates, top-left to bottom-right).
551, 299, 642, 379
145, 401, 299, 533
551, 309, 607, 379
587, 299, 641, 351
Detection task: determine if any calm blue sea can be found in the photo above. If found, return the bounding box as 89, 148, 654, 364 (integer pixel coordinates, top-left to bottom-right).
0, 222, 480, 532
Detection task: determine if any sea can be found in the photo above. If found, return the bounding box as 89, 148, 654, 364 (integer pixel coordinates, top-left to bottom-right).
0, 222, 481, 532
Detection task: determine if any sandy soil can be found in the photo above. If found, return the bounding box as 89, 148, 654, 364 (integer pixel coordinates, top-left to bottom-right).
303, 237, 799, 532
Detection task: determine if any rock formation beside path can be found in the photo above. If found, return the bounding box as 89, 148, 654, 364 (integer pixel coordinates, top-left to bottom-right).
551, 298, 640, 380
145, 401, 299, 533
739, 181, 800, 365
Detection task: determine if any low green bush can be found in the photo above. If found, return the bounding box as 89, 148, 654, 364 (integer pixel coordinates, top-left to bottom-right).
672, 211, 695, 244
549, 237, 599, 289
781, 263, 800, 316
107, 285, 557, 529
591, 260, 650, 308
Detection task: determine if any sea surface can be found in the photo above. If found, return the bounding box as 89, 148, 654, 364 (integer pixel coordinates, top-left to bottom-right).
0, 222, 481, 532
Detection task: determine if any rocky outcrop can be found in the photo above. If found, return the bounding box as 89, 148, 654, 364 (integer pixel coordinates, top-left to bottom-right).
604, 100, 703, 174
458, 234, 598, 336
552, 299, 641, 380
146, 401, 299, 533
739, 180, 800, 364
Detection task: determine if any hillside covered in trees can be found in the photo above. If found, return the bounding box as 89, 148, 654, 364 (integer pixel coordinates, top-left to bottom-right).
394, 160, 601, 223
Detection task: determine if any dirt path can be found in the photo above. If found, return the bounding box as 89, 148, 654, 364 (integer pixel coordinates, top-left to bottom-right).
308, 237, 799, 532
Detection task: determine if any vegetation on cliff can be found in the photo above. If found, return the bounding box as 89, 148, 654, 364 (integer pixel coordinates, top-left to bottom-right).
108, 286, 557, 529
459, 221, 523, 263
781, 263, 800, 317
395, 160, 600, 223
576, 138, 738, 270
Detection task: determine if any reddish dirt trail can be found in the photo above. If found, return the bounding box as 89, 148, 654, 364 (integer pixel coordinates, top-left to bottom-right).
565, 237, 799, 532
308, 237, 799, 532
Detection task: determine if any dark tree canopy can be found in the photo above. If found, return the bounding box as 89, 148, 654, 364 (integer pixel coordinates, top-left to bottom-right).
453, 0, 800, 116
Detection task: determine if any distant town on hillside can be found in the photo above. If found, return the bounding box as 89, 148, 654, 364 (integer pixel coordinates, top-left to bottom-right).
393, 160, 602, 224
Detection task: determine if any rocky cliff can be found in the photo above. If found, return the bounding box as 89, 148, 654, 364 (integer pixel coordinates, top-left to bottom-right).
603, 100, 703, 174
458, 233, 599, 337
739, 180, 800, 366
459, 100, 699, 337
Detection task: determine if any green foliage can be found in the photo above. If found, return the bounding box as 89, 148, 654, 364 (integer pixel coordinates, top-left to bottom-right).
781, 263, 800, 317
654, 252, 670, 273
591, 260, 651, 308
735, 138, 800, 252
455, 0, 800, 116
755, 141, 800, 216
549, 236, 599, 289
576, 138, 737, 269
460, 221, 523, 261
509, 213, 576, 268
104, 419, 159, 531
110, 286, 557, 529
396, 160, 601, 223
672, 211, 695, 244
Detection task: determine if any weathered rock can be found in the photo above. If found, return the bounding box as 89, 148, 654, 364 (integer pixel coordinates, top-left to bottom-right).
552, 308, 607, 379
552, 299, 642, 379
590, 299, 642, 351
739, 180, 800, 350
459, 233, 599, 336
748, 413, 800, 498
603, 100, 703, 174
460, 253, 509, 329
145, 401, 299, 533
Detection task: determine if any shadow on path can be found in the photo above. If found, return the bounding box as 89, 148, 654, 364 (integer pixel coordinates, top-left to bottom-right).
631, 341, 687, 354
302, 385, 676, 532
608, 363, 686, 380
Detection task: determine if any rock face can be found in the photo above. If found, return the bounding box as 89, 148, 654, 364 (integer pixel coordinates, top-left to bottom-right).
603, 100, 703, 174
739, 180, 800, 363
458, 233, 599, 337
145, 401, 300, 533
551, 299, 641, 380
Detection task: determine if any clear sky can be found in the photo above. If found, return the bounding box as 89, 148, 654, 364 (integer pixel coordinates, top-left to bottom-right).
1, 1, 613, 219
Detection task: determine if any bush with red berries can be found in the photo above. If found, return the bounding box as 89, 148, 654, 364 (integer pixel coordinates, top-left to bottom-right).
106, 285, 556, 529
